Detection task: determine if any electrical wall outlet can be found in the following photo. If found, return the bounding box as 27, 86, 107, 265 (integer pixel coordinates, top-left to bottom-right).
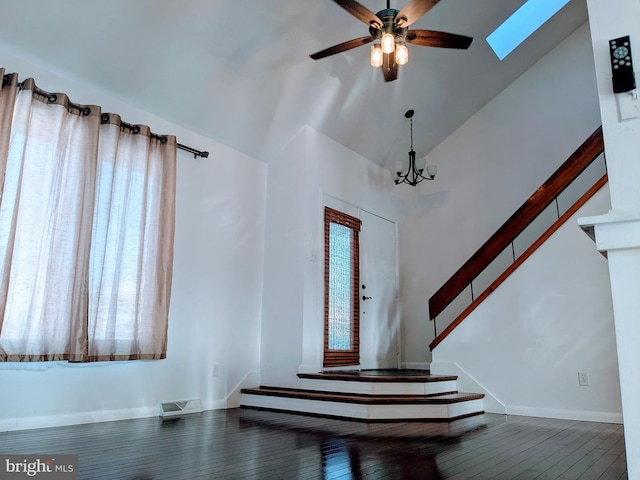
578, 371, 590, 386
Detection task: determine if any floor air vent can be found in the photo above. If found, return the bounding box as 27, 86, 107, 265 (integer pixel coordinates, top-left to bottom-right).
159, 399, 203, 418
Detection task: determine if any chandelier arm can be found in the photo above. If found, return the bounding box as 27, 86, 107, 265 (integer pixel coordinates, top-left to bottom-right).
394, 161, 434, 186
411, 164, 436, 182
414, 170, 433, 182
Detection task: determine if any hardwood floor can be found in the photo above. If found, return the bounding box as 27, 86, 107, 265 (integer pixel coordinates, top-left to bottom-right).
0, 409, 626, 479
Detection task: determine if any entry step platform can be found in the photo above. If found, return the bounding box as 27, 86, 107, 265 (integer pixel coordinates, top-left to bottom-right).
240, 369, 484, 422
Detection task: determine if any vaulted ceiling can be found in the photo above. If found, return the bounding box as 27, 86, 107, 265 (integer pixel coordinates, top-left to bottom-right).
0, 0, 588, 170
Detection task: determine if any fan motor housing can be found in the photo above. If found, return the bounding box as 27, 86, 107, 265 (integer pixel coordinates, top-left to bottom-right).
369, 8, 408, 38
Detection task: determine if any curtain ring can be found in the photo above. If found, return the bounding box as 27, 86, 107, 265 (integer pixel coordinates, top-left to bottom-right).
160, 136, 167, 144
81, 107, 91, 116
101, 114, 109, 123
132, 126, 140, 134
48, 94, 57, 103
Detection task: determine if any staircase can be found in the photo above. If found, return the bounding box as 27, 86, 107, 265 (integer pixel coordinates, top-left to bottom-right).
240, 369, 484, 422
428, 127, 606, 350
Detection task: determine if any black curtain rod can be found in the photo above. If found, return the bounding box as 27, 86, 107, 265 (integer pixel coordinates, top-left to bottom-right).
115, 118, 209, 159
6, 76, 209, 159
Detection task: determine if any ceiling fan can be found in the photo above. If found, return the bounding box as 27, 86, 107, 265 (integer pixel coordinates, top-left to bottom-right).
309, 0, 473, 82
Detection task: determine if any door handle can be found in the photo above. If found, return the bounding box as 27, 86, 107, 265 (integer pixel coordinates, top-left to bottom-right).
362, 295, 372, 301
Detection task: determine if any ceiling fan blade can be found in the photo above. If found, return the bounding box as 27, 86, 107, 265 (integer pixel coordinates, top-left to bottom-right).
332, 0, 383, 28
382, 52, 398, 82
310, 36, 374, 60
395, 0, 440, 28
406, 30, 473, 49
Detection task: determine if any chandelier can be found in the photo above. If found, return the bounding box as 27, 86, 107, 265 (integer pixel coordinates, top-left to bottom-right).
394, 109, 437, 186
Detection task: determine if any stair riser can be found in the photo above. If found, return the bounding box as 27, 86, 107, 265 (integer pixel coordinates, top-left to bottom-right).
241, 394, 484, 421
299, 378, 458, 396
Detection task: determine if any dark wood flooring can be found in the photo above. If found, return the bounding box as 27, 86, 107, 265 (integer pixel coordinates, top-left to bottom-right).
0, 409, 626, 479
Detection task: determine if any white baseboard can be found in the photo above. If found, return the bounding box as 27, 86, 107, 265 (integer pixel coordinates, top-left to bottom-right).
402, 362, 431, 370
0, 371, 261, 433
430, 361, 624, 423
298, 364, 322, 374
201, 400, 227, 411
0, 406, 156, 433
506, 405, 623, 424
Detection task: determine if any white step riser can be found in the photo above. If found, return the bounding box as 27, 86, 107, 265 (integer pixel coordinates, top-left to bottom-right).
241, 394, 483, 421
299, 378, 458, 396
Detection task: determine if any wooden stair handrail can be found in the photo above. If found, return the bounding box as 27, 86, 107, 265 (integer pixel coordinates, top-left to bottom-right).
429, 173, 608, 351
428, 126, 604, 322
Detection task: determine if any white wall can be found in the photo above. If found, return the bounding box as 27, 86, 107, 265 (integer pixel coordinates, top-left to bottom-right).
258, 22, 610, 388
302, 128, 401, 374
260, 126, 401, 386
398, 23, 603, 365
0, 43, 266, 431
0, 18, 618, 431
432, 186, 622, 423
259, 128, 307, 387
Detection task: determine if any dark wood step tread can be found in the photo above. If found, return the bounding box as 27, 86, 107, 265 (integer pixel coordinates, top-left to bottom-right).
241, 386, 484, 405
298, 369, 457, 383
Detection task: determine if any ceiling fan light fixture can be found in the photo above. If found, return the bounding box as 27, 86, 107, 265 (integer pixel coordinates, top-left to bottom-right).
370, 43, 383, 67
308, 0, 474, 83
381, 32, 395, 54
395, 42, 409, 65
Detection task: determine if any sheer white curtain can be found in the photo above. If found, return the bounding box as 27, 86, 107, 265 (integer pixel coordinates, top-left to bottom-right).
89, 115, 176, 361
0, 72, 176, 362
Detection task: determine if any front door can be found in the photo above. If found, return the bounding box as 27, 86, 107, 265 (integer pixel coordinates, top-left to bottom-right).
358, 210, 400, 369
323, 200, 399, 369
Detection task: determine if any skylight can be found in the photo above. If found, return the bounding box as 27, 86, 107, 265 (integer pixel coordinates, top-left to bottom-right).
486, 0, 572, 61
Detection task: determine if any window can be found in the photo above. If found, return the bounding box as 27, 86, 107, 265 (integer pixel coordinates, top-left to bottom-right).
486, 0, 571, 60
0, 72, 176, 362
324, 207, 361, 367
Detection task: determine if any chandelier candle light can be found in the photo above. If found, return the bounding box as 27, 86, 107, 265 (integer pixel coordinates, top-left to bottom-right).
395, 109, 437, 186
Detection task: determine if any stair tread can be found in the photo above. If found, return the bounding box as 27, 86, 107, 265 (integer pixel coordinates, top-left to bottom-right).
298, 369, 457, 383
241, 386, 484, 404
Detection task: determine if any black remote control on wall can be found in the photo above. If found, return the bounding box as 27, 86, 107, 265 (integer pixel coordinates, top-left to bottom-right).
609, 35, 636, 94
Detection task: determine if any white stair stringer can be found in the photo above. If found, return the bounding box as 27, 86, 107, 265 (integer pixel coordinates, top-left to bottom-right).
429, 362, 506, 414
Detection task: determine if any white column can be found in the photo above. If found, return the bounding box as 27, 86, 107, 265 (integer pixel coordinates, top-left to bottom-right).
581, 1, 640, 477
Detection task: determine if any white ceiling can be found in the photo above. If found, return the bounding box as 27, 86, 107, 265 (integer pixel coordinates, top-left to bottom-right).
0, 0, 588, 170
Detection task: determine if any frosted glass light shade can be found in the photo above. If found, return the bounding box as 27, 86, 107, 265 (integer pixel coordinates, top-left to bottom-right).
381, 32, 395, 54
416, 156, 426, 171
395, 43, 408, 65
370, 44, 383, 67
426, 165, 437, 178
